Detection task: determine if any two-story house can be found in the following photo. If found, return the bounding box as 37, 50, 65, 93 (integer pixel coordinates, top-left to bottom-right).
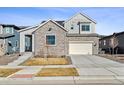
99, 32, 124, 54
0, 24, 21, 56
19, 13, 99, 56
65, 13, 99, 55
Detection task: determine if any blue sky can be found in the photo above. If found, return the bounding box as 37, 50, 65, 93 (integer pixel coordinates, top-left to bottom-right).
0, 7, 124, 35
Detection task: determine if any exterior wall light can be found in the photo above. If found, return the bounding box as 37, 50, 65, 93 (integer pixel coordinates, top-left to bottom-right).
48, 28, 52, 31
93, 42, 97, 46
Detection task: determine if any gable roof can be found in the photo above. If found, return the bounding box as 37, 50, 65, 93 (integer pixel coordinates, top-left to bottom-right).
32, 19, 68, 34
18, 26, 29, 29
18, 25, 39, 32
100, 31, 124, 40
64, 13, 97, 24
0, 24, 21, 30
41, 20, 64, 27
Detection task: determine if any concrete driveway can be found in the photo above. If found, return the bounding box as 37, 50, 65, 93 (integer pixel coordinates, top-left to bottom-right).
70, 55, 124, 84
0, 55, 124, 85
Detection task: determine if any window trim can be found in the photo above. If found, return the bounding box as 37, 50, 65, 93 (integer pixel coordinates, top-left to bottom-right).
45, 34, 56, 46
80, 23, 91, 32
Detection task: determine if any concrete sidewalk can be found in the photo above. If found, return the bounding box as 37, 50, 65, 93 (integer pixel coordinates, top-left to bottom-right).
0, 55, 124, 84
0, 75, 124, 85
8, 52, 32, 66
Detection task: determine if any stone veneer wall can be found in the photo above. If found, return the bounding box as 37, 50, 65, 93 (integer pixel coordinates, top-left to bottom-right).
0, 39, 6, 56
34, 21, 68, 57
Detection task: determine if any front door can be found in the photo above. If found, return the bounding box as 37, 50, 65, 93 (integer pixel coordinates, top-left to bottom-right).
25, 35, 32, 52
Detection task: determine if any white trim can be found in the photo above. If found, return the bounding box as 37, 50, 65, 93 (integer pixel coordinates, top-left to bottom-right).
69, 41, 94, 43
18, 25, 39, 32
64, 13, 97, 24
45, 34, 56, 46
0, 26, 3, 34
80, 23, 91, 32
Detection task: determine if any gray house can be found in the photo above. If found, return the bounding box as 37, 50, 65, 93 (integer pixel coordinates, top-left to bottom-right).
0, 24, 21, 56
19, 13, 99, 56
99, 31, 124, 54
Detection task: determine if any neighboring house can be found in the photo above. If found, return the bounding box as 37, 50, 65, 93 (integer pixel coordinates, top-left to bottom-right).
19, 13, 99, 56
99, 31, 124, 54
0, 24, 21, 56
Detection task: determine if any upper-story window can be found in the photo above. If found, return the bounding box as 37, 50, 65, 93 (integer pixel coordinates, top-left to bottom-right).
4, 27, 13, 34
81, 24, 90, 32
46, 35, 56, 45
103, 40, 106, 45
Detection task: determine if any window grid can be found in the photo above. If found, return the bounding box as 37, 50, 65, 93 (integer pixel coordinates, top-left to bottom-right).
46, 35, 55, 45
81, 25, 90, 31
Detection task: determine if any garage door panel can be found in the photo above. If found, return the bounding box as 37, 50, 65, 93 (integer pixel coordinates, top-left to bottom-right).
69, 42, 92, 55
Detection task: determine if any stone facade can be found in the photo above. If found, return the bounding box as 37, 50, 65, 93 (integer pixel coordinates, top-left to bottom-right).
0, 39, 6, 56
67, 36, 99, 54
34, 21, 68, 56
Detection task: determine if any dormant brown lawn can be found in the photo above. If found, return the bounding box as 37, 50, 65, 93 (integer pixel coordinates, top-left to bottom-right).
0, 68, 21, 77
36, 68, 79, 77
21, 58, 69, 66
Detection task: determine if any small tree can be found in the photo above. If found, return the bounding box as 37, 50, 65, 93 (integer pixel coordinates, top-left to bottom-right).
109, 33, 119, 55
45, 39, 50, 60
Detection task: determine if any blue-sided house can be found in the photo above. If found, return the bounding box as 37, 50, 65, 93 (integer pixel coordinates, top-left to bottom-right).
0, 24, 21, 56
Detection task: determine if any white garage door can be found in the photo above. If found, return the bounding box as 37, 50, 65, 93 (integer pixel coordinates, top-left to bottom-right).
69, 42, 93, 55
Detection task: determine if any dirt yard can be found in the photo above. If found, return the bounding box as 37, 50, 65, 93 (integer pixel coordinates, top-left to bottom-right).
99, 54, 124, 63
0, 53, 19, 65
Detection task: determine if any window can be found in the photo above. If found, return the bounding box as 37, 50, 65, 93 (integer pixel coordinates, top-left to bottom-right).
5, 27, 10, 33
46, 35, 55, 45
4, 27, 13, 34
81, 25, 90, 31
103, 40, 106, 45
